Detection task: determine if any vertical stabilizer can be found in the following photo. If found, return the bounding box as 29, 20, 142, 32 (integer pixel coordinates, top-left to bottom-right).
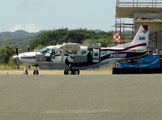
131, 25, 149, 45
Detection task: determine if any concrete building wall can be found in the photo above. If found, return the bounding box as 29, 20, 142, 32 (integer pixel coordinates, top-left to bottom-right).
134, 22, 162, 51
134, 13, 162, 19
134, 22, 162, 32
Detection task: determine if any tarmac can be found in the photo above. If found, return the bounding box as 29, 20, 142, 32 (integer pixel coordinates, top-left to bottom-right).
0, 70, 162, 120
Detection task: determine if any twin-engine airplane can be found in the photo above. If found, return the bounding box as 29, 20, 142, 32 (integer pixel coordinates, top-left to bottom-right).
13, 25, 149, 75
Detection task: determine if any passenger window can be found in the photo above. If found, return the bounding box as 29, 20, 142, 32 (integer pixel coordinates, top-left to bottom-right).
81, 51, 86, 54
55, 50, 61, 54
101, 51, 106, 55
94, 53, 98, 56
64, 50, 68, 55
72, 51, 77, 54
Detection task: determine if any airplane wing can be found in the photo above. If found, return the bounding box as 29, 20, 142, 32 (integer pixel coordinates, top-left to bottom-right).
58, 43, 80, 51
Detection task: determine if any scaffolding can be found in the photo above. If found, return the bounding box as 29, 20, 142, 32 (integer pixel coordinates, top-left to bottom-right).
116, 0, 162, 8
114, 18, 134, 41
115, 0, 162, 51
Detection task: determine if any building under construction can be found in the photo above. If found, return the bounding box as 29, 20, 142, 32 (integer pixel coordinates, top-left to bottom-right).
113, 0, 162, 74
115, 0, 162, 52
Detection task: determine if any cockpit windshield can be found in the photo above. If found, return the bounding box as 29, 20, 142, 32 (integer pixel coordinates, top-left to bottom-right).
39, 47, 51, 54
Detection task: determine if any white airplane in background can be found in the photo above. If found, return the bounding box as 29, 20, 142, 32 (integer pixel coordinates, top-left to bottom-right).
13, 25, 149, 75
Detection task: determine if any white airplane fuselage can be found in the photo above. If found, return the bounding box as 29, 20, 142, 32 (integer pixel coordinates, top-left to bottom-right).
15, 43, 148, 70
13, 25, 149, 75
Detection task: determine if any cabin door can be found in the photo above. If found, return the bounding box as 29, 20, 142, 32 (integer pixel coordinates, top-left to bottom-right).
93, 49, 100, 62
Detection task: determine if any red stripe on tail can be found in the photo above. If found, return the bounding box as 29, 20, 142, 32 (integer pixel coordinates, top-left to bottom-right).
142, 25, 148, 31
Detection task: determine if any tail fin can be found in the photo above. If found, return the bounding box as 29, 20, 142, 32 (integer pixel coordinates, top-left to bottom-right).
131, 25, 149, 46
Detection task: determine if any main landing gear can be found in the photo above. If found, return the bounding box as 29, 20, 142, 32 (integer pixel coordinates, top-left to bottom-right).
33, 69, 39, 75
64, 69, 80, 75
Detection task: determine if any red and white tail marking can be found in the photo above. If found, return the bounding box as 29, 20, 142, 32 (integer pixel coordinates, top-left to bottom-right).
113, 32, 121, 42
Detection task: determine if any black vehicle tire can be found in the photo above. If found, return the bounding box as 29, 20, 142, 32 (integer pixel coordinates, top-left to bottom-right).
73, 69, 80, 75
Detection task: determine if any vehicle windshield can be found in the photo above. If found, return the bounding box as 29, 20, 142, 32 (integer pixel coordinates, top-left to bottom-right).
39, 47, 51, 54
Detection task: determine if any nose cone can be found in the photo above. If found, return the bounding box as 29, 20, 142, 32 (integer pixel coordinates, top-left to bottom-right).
13, 52, 37, 66
18, 53, 29, 61
13, 55, 18, 59
18, 52, 37, 63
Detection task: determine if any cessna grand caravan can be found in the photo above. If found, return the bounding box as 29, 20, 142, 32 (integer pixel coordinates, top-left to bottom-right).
13, 25, 149, 75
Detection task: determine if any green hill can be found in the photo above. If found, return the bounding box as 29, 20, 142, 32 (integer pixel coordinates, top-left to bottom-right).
0, 30, 46, 51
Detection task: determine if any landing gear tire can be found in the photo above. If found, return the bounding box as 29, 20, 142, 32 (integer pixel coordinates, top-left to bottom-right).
73, 69, 80, 75
67, 69, 73, 75
33, 70, 39, 75
64, 69, 73, 75
23, 70, 28, 75
64, 69, 80, 75
64, 69, 68, 75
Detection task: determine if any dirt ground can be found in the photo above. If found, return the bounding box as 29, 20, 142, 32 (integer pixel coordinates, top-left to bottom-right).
0, 69, 112, 75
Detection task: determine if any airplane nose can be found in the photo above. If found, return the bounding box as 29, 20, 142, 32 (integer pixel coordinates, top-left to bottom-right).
13, 55, 19, 59
13, 54, 23, 61
18, 54, 23, 61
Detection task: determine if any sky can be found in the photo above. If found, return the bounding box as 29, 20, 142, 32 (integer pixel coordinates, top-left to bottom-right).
1, 0, 117, 33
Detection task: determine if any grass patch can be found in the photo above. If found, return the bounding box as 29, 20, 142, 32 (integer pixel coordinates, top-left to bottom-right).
0, 64, 113, 71
0, 65, 30, 70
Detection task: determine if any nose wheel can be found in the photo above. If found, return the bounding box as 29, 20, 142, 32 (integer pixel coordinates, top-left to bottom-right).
64, 69, 80, 75
23, 69, 28, 75
23, 66, 28, 75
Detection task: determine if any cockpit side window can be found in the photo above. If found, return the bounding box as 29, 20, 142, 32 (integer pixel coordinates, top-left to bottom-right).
55, 50, 61, 54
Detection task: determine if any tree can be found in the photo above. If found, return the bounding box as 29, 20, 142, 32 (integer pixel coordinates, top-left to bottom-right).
29, 28, 113, 50
0, 46, 15, 65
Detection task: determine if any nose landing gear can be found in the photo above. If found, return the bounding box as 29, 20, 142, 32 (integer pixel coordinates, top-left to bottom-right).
23, 66, 28, 75
23, 69, 28, 75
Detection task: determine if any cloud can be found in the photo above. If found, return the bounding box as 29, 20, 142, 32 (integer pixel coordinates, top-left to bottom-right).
21, 0, 30, 8
10, 23, 41, 32
20, 0, 44, 9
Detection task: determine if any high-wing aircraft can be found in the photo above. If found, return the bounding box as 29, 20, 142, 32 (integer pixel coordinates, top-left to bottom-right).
13, 25, 149, 75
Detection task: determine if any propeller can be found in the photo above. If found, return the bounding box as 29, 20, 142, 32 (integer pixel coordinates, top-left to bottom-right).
15, 45, 20, 69
27, 45, 30, 52
27, 45, 31, 69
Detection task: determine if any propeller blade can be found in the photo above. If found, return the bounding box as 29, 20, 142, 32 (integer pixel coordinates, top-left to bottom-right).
15, 45, 20, 69
27, 45, 30, 52
16, 46, 18, 55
